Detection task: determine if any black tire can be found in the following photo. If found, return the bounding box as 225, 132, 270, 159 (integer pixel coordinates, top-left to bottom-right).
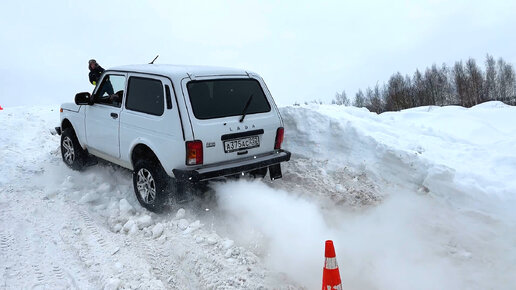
132, 159, 169, 212
61, 128, 86, 170
250, 167, 268, 179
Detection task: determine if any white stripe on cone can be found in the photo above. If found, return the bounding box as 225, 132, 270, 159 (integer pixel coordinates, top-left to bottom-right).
324, 257, 338, 270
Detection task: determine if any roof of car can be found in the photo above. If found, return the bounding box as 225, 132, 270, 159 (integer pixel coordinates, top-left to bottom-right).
108, 64, 250, 79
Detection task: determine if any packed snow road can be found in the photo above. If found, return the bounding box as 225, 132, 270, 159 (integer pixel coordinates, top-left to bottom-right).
1, 102, 516, 289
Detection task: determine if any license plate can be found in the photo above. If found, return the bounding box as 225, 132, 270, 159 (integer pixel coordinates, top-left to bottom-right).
224, 136, 260, 153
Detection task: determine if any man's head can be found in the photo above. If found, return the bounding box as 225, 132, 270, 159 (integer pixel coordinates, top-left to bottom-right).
88, 59, 98, 71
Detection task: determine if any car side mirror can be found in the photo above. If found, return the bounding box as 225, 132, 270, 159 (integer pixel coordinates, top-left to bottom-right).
75, 92, 91, 105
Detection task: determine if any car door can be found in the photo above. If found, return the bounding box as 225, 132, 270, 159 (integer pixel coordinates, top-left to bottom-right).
85, 73, 127, 158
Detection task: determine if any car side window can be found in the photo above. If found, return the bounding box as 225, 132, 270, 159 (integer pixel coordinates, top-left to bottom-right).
94, 74, 126, 107
126, 77, 164, 116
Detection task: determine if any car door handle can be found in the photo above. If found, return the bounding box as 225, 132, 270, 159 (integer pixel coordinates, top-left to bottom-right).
110, 113, 118, 119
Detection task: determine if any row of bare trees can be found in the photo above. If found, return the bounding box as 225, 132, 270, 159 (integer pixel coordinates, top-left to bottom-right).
333, 55, 516, 112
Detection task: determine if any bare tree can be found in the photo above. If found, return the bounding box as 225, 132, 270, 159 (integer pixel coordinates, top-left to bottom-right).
485, 54, 497, 101
365, 87, 374, 108
497, 58, 516, 104
465, 58, 484, 106
353, 89, 366, 107
424, 66, 438, 106
412, 69, 425, 107
453, 61, 468, 106
435, 64, 452, 106
365, 85, 383, 113
371, 84, 384, 113
333, 90, 349, 105
385, 72, 412, 110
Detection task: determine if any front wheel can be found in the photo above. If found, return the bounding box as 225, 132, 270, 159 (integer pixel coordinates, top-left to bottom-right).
133, 159, 169, 212
61, 128, 86, 170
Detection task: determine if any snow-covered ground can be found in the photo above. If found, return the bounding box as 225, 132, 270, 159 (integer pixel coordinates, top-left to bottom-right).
1, 102, 515, 289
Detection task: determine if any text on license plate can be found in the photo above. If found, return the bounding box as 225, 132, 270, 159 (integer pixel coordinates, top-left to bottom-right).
224, 136, 260, 153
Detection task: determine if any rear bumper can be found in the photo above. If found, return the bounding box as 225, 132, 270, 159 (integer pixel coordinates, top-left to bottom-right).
173, 150, 291, 182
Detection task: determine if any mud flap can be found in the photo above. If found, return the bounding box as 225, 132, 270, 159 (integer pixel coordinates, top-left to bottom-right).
269, 164, 282, 180
174, 181, 195, 204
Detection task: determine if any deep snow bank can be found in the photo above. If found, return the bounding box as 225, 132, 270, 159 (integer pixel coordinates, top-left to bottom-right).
214, 102, 516, 289
281, 101, 516, 200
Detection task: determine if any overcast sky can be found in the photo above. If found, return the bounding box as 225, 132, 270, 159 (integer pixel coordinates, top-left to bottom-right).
1, 0, 515, 107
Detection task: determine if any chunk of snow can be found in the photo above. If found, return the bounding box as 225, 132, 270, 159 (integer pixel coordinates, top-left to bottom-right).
119, 199, 134, 217
178, 219, 189, 231
136, 215, 153, 229
97, 182, 111, 192
222, 239, 234, 250
103, 278, 121, 290
128, 223, 138, 235
112, 223, 122, 233
175, 208, 186, 219
152, 223, 164, 238
122, 219, 135, 232
183, 220, 203, 234
205, 234, 218, 245
79, 192, 99, 204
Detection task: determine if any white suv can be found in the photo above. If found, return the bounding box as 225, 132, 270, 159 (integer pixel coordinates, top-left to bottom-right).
56, 64, 291, 211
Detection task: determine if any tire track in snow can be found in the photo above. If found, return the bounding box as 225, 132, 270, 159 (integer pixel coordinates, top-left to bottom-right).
78, 210, 110, 249
71, 206, 167, 289
141, 241, 181, 288
19, 209, 77, 289
0, 232, 13, 252
0, 188, 91, 289
30, 264, 46, 284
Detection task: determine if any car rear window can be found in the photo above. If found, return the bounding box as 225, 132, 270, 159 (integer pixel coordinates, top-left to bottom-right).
187, 79, 271, 120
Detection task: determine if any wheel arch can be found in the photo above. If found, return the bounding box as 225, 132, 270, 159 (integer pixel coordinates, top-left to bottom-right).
61, 118, 87, 149
126, 135, 181, 177
130, 142, 161, 169
61, 118, 73, 131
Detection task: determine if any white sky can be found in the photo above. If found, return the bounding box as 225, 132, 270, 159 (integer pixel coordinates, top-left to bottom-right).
1, 0, 515, 107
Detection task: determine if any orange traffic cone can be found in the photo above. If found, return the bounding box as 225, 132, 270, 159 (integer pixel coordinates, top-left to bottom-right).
322, 240, 342, 290
0, 105, 3, 110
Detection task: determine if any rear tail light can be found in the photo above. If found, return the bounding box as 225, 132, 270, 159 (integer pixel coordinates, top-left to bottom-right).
274, 127, 284, 149
186, 140, 203, 165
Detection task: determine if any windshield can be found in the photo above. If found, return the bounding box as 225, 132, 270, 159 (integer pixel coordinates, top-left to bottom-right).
187, 79, 271, 120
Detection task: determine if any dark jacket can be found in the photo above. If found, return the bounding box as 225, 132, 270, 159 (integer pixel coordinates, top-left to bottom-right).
89, 65, 105, 85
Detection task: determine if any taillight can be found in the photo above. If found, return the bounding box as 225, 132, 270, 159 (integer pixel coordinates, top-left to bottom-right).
186, 140, 203, 165
274, 127, 284, 149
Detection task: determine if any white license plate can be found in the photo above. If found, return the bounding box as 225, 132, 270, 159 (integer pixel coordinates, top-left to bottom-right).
224, 136, 260, 153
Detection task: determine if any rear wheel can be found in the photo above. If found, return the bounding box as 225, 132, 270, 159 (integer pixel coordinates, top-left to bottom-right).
61, 128, 86, 170
133, 159, 169, 212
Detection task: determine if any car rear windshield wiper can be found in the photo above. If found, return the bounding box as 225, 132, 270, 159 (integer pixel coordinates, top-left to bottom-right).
239, 94, 254, 122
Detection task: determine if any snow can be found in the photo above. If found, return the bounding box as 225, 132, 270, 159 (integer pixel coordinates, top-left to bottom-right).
1, 101, 515, 289
175, 208, 186, 219
152, 223, 164, 239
